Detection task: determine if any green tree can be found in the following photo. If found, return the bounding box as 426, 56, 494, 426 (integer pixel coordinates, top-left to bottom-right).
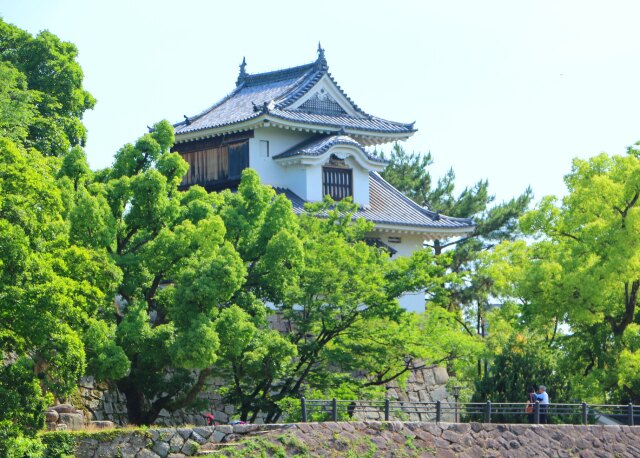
71, 121, 245, 425
378, 144, 532, 379
0, 22, 115, 448
490, 147, 640, 403
0, 137, 124, 449
212, 194, 455, 423
0, 18, 95, 156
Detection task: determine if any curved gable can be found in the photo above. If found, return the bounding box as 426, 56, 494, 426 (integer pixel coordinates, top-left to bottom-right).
272, 135, 387, 171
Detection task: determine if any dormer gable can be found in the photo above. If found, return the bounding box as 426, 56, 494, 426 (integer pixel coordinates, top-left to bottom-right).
283, 75, 366, 119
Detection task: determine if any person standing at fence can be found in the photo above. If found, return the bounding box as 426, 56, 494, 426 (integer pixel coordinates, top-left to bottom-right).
526, 386, 536, 423
536, 385, 549, 423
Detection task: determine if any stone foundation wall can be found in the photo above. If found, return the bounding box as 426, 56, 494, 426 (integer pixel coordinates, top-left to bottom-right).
71, 421, 640, 458
353, 365, 455, 422
77, 375, 236, 426
77, 363, 453, 426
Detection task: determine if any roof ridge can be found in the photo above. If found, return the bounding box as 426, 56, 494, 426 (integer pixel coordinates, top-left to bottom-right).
238, 61, 317, 87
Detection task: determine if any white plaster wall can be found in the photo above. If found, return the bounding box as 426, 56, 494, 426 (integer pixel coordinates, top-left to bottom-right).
344, 156, 370, 207
370, 231, 428, 313
249, 127, 309, 194
305, 166, 322, 202
249, 127, 371, 205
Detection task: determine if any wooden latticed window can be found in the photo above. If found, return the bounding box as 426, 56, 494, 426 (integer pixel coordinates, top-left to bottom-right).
322, 166, 352, 200
179, 140, 249, 190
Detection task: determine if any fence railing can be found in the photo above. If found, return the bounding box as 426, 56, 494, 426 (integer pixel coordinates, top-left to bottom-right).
300, 398, 637, 426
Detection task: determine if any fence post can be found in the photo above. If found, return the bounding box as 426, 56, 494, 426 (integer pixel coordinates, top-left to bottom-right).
534, 401, 540, 424
384, 398, 390, 421
436, 400, 441, 423
581, 402, 588, 425
332, 398, 338, 422
628, 403, 634, 426
485, 401, 492, 423
301, 397, 307, 423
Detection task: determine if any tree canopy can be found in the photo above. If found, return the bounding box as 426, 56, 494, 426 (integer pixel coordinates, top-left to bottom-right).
0, 18, 95, 156
489, 147, 640, 403
378, 144, 532, 380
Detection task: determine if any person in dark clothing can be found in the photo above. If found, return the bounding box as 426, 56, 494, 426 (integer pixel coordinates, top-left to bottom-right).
526, 386, 537, 423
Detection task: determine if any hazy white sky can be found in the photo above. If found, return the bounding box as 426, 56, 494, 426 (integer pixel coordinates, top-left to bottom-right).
2, 0, 640, 203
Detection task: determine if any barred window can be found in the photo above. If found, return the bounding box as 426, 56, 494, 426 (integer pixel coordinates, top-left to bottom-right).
322, 167, 352, 201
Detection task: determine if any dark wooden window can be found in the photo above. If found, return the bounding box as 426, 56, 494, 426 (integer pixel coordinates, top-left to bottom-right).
179, 140, 249, 190
322, 167, 352, 200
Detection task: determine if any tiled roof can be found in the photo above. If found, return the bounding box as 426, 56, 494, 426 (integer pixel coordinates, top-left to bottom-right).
275, 173, 475, 233
174, 50, 415, 139
272, 135, 388, 164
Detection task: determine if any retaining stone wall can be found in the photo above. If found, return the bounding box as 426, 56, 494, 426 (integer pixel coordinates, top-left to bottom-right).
72, 421, 640, 457
77, 364, 453, 426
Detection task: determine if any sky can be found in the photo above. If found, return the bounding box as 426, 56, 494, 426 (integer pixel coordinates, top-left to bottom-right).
2, 0, 640, 204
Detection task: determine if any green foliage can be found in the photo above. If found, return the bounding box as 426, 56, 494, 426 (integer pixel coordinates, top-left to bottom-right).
0, 20, 120, 450
0, 135, 121, 407
490, 149, 640, 403
0, 359, 51, 436
0, 18, 95, 156
40, 432, 76, 458
472, 333, 571, 422
378, 143, 531, 388
0, 422, 45, 458
0, 61, 36, 145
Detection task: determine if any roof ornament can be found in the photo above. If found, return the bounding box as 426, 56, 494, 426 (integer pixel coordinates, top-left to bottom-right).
338, 126, 346, 135
316, 42, 328, 71
261, 101, 270, 113
183, 115, 191, 126
236, 56, 247, 86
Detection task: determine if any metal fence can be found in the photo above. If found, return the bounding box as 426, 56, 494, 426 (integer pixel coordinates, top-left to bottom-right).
300, 398, 637, 426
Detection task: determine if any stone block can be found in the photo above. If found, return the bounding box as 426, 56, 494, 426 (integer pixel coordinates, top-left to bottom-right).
169, 434, 184, 452
215, 425, 233, 434
433, 366, 449, 385
181, 439, 199, 456
50, 404, 76, 414
212, 430, 226, 442
103, 402, 114, 414
192, 427, 213, 439
430, 386, 449, 402
136, 449, 160, 458
190, 432, 207, 445
423, 369, 436, 386
177, 428, 192, 439
45, 410, 59, 423
58, 412, 84, 430
152, 441, 170, 458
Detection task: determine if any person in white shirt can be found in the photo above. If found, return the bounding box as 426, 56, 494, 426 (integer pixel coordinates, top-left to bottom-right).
535, 385, 550, 423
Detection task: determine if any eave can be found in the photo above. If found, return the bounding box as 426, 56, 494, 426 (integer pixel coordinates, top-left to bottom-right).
174, 114, 415, 146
